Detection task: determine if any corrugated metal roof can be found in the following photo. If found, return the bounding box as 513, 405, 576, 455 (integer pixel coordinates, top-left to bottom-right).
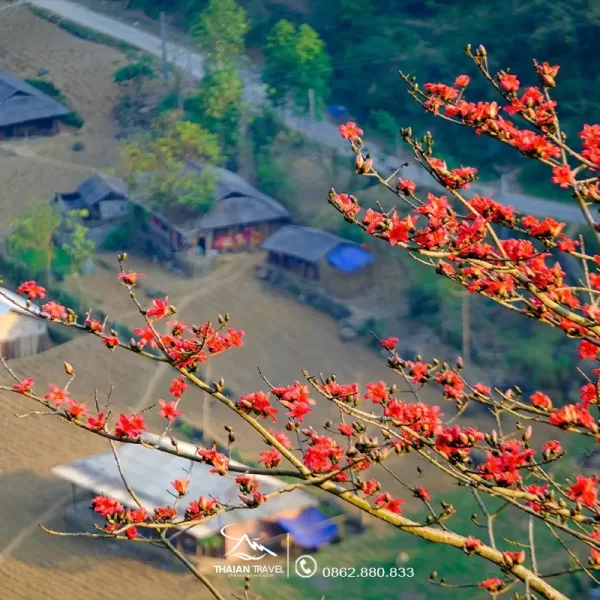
0, 72, 70, 128
197, 194, 289, 230
0, 287, 41, 318
261, 225, 356, 264
51, 433, 317, 540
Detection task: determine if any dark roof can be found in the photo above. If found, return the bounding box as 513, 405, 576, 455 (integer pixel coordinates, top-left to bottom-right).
261, 225, 360, 264
0, 72, 70, 128
76, 174, 129, 206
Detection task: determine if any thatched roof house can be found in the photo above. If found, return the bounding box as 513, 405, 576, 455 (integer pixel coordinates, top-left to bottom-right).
134, 164, 290, 257
53, 433, 338, 559
54, 174, 129, 222
262, 225, 374, 299
0, 287, 50, 360
0, 72, 70, 138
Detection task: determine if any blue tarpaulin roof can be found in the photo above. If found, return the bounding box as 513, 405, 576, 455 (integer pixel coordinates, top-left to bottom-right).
277, 507, 339, 548
326, 244, 374, 273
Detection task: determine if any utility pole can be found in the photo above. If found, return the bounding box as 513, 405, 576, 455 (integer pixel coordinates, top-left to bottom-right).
308, 88, 317, 159
159, 11, 169, 82
451, 288, 471, 364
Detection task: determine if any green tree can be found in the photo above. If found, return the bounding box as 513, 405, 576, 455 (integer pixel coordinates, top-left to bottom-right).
7, 202, 62, 285
190, 0, 248, 70
121, 113, 222, 219
62, 211, 96, 277
263, 20, 331, 114
113, 54, 156, 100
185, 68, 244, 166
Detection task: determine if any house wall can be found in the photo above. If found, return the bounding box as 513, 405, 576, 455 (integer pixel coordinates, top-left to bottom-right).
0, 118, 59, 139
319, 260, 374, 299
98, 199, 129, 221
209, 220, 287, 253
0, 312, 51, 359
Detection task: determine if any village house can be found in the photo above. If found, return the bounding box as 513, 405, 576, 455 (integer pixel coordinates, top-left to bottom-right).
260, 225, 375, 300
0, 72, 70, 138
131, 163, 291, 275
0, 287, 50, 360
53, 173, 129, 224
52, 434, 340, 562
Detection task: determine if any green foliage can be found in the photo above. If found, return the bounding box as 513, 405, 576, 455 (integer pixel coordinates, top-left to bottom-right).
113, 55, 156, 94
184, 68, 243, 163
62, 221, 96, 275
121, 114, 222, 214
190, 0, 248, 70
25, 78, 84, 129
263, 19, 331, 114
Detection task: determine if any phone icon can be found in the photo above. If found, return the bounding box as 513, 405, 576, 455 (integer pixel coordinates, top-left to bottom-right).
294, 555, 318, 578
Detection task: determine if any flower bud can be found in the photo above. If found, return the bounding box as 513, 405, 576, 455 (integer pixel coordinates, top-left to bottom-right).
63, 361, 74, 376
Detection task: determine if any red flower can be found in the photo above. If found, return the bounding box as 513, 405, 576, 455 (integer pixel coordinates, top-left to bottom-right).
153, 505, 177, 522
463, 536, 483, 554
134, 324, 158, 349
364, 381, 388, 404
473, 383, 490, 396
338, 121, 363, 141
542, 440, 563, 458
374, 492, 405, 514
551, 165, 575, 189
171, 479, 188, 496
454, 75, 470, 87
198, 445, 229, 475
530, 391, 552, 410
568, 475, 598, 507
44, 384, 69, 407
478, 578, 503, 592
41, 301, 67, 321
169, 376, 188, 398
12, 378, 34, 394
334, 193, 361, 217
238, 391, 278, 421
380, 337, 399, 350
525, 484, 549, 513
66, 399, 88, 419
84, 318, 103, 334
360, 479, 380, 496
119, 271, 145, 286
146, 297, 172, 320
259, 448, 282, 469
87, 412, 106, 431
414, 486, 430, 501
502, 550, 526, 566
158, 399, 182, 423
338, 423, 353, 436
185, 496, 219, 520
91, 495, 122, 518
102, 335, 120, 350
536, 62, 559, 87
115, 413, 146, 439
270, 429, 292, 449
16, 280, 46, 299
396, 178, 417, 194
499, 73, 520, 92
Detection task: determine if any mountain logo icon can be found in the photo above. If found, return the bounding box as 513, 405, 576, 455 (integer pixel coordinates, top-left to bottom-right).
221, 525, 278, 560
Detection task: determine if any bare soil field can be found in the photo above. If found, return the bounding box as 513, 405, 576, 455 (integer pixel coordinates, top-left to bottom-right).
0, 5, 130, 233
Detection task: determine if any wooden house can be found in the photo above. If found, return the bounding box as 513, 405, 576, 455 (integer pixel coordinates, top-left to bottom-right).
0, 287, 50, 360
0, 72, 70, 138
53, 174, 129, 223
261, 225, 374, 299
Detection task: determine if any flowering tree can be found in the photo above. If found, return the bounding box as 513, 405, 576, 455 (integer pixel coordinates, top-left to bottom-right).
3, 48, 600, 600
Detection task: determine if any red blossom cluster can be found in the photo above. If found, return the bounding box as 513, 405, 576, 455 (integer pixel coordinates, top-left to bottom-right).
478, 440, 536, 486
